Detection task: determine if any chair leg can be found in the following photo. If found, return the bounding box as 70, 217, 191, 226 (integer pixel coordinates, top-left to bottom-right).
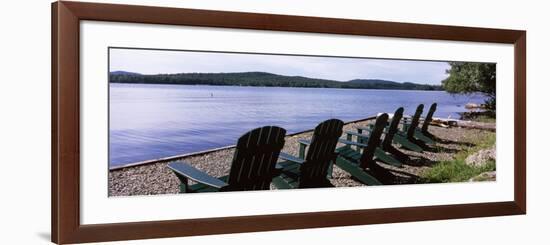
326, 161, 334, 179
299, 143, 306, 159
175, 174, 190, 193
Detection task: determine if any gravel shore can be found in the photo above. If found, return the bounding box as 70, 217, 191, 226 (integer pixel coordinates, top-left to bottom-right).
109, 118, 495, 196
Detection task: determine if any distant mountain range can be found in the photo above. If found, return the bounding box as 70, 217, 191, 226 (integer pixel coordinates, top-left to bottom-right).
110, 71, 142, 76
109, 71, 442, 91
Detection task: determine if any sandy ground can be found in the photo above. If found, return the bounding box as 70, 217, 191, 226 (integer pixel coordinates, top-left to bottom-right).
108, 119, 495, 196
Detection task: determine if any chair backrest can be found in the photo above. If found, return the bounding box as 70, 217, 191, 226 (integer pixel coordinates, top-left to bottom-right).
224, 126, 286, 191
406, 104, 424, 138
421, 103, 437, 132
382, 107, 404, 148
360, 113, 389, 168
300, 119, 344, 186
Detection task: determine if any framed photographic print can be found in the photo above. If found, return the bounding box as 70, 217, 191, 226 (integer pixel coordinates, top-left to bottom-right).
52, 1, 526, 244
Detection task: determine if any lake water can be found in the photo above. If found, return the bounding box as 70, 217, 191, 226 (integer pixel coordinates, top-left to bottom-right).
109, 83, 487, 167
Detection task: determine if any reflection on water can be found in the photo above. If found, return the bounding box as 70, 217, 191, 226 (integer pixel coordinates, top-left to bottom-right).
109, 83, 487, 166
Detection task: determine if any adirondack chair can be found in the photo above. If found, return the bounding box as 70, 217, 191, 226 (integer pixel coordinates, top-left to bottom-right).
343, 130, 402, 168
168, 126, 287, 193
418, 103, 437, 140
393, 104, 427, 151
333, 114, 390, 185
272, 119, 344, 189
403, 103, 436, 146
354, 107, 411, 164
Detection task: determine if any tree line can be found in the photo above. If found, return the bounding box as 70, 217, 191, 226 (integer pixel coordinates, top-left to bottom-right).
109, 71, 443, 91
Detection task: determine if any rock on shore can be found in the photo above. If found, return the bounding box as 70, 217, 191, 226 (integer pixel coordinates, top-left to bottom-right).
469, 171, 496, 182
465, 146, 496, 167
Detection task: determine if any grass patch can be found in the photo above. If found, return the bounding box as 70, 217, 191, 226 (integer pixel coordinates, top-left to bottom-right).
422, 160, 495, 183
460, 111, 496, 123
457, 132, 495, 157
421, 132, 496, 183
473, 115, 496, 123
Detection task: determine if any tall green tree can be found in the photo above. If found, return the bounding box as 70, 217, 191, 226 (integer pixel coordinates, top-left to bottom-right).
442, 62, 496, 110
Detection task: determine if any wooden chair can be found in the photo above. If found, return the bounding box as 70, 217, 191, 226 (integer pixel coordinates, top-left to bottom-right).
355, 107, 410, 164
394, 104, 426, 152
168, 126, 286, 193
403, 103, 436, 146
333, 114, 390, 185
417, 103, 437, 141
273, 119, 344, 189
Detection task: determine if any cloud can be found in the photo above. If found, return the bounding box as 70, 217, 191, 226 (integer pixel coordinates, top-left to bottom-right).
109, 48, 451, 85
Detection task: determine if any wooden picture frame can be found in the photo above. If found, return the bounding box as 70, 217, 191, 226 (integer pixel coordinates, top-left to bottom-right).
52, 1, 526, 244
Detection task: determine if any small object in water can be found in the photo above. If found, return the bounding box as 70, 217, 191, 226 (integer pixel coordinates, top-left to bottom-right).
211, 93, 213, 97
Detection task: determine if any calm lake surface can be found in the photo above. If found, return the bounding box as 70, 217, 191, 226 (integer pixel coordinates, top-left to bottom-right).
109, 84, 487, 167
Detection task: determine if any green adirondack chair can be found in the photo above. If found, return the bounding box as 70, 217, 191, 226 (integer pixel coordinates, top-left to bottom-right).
168, 126, 287, 193
355, 107, 410, 164
394, 104, 426, 152
272, 119, 344, 189
333, 114, 390, 185
418, 103, 437, 141
404, 103, 437, 146
343, 129, 402, 168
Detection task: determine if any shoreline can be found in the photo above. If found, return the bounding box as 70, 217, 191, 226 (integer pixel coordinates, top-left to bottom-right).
108, 116, 496, 196
109, 115, 377, 171
109, 115, 493, 171
110, 82, 446, 92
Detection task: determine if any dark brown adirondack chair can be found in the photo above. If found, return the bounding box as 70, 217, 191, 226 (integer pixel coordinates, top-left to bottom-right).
273, 119, 344, 189
334, 114, 390, 185
168, 126, 287, 193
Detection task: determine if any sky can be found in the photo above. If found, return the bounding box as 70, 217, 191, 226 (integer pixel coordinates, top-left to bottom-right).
109, 48, 452, 85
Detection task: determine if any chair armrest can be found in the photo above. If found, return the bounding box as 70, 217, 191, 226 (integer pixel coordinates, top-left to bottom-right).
168, 161, 228, 189
338, 138, 368, 148
297, 139, 311, 159
345, 130, 370, 140
355, 125, 372, 131
279, 152, 305, 164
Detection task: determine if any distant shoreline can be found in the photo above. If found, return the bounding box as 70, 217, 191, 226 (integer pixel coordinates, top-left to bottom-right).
109, 71, 444, 91
110, 81, 444, 92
